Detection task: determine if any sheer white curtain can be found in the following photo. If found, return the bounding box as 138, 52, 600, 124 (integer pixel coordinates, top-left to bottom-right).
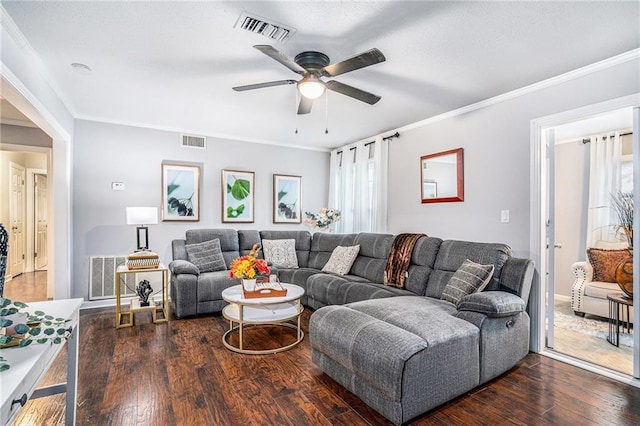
328, 136, 388, 233
586, 131, 622, 249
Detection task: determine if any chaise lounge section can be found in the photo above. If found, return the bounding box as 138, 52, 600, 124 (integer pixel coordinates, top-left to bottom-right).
169, 228, 534, 424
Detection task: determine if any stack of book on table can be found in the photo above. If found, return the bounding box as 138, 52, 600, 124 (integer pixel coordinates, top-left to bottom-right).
126, 250, 160, 270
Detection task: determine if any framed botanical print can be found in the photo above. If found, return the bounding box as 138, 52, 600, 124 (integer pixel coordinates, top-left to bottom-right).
222, 169, 255, 222
161, 162, 200, 221
273, 174, 302, 223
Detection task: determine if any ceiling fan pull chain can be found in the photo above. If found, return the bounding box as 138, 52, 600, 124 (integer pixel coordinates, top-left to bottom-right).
325, 91, 329, 134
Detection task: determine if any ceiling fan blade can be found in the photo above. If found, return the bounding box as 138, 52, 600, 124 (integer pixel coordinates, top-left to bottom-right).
322, 48, 386, 77
297, 96, 313, 114
232, 80, 297, 91
254, 45, 306, 75
325, 80, 381, 105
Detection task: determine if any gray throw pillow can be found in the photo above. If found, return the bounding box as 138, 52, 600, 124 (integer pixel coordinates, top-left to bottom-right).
262, 239, 299, 268
441, 259, 495, 305
185, 238, 227, 273
322, 245, 360, 275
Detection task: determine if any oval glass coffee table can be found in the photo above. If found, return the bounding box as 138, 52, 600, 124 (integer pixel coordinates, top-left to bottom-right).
221, 283, 305, 354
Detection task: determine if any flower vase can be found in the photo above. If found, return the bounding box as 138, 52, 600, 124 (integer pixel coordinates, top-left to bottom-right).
615, 249, 633, 298
242, 278, 257, 292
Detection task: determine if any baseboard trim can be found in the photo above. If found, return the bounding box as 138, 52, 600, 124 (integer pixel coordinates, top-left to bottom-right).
554, 294, 571, 303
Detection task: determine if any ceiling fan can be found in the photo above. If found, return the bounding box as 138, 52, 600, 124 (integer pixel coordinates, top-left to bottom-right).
233, 45, 386, 114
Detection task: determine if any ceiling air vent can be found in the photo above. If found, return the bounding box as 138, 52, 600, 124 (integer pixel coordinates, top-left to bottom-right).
234, 12, 296, 43
181, 134, 206, 149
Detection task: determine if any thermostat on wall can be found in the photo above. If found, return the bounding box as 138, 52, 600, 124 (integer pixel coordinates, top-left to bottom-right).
112, 182, 125, 191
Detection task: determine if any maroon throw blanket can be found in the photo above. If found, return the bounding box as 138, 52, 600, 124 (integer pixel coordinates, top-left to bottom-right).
384, 233, 426, 288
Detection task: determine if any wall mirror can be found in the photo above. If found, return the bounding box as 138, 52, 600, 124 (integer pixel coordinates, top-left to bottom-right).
420, 147, 464, 203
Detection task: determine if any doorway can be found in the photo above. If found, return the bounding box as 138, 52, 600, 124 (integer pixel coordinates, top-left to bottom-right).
531, 95, 639, 382
9, 161, 25, 279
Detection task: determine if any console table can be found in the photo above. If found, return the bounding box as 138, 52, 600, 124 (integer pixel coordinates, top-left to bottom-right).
607, 292, 633, 347
0, 298, 83, 425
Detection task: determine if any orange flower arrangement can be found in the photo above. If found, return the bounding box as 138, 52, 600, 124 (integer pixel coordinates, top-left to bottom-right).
228, 244, 270, 280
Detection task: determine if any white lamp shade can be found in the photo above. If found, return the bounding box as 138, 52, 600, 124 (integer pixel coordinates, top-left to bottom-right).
126, 207, 158, 225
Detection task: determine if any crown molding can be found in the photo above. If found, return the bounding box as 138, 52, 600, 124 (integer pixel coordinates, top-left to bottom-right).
74, 114, 331, 153
393, 49, 640, 135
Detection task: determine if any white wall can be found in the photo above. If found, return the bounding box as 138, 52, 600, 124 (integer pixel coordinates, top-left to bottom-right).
72, 120, 329, 300
386, 58, 640, 259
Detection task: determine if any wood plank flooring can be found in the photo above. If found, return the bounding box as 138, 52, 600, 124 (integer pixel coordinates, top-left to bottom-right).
2, 271, 48, 302
9, 305, 640, 425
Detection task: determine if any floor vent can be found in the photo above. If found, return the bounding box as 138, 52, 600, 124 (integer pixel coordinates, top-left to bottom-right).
234, 11, 296, 43
181, 134, 206, 149
89, 256, 135, 300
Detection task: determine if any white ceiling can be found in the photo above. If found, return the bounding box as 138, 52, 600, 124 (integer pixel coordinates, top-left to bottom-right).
2, 1, 639, 150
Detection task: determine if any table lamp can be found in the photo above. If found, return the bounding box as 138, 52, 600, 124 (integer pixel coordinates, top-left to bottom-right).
126, 207, 158, 251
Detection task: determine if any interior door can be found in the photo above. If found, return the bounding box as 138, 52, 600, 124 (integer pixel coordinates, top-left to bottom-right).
34, 173, 48, 270
9, 162, 26, 278
545, 129, 556, 348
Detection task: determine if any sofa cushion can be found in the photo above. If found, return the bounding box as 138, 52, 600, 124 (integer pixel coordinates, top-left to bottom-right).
308, 233, 357, 270
586, 248, 628, 283
259, 230, 311, 268
427, 240, 510, 298
584, 280, 623, 299
186, 228, 240, 268
322, 245, 360, 275
350, 233, 394, 283
262, 239, 299, 268
185, 239, 227, 273
441, 259, 495, 305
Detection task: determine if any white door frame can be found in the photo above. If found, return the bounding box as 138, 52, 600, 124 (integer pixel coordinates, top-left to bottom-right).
1, 72, 72, 300
26, 168, 47, 272
530, 93, 640, 380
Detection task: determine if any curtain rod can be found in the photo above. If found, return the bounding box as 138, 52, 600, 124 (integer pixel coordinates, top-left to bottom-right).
337, 132, 401, 154
582, 131, 632, 144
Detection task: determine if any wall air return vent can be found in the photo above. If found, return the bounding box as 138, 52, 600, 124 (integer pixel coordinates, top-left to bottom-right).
181, 134, 206, 149
234, 12, 296, 43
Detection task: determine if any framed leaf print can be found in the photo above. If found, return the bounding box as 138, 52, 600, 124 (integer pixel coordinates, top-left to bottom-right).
222, 169, 255, 223
161, 162, 200, 221
273, 174, 302, 223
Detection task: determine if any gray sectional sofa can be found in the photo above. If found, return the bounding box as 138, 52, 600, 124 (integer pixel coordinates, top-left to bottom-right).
170, 228, 534, 425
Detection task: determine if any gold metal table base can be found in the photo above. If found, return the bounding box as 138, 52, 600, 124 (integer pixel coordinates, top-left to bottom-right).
222, 322, 304, 355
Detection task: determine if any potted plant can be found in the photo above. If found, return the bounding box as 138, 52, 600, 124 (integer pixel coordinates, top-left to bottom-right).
228, 244, 270, 292
611, 191, 633, 298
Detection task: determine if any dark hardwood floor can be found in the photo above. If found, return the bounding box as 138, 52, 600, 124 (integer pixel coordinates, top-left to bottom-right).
11, 306, 640, 425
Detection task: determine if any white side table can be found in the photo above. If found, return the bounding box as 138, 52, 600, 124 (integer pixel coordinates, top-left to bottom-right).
115, 264, 169, 328
221, 283, 305, 354
0, 298, 83, 425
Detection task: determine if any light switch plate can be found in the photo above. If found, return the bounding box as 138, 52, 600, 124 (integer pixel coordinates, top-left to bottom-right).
501, 210, 510, 223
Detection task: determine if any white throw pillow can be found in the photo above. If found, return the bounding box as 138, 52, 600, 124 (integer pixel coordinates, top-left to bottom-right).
262, 239, 299, 268
322, 245, 360, 275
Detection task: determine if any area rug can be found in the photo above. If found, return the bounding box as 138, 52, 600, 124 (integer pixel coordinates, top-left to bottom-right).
553, 311, 634, 348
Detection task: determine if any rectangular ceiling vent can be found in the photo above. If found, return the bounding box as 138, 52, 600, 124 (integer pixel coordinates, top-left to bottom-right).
181, 134, 206, 149
234, 11, 296, 43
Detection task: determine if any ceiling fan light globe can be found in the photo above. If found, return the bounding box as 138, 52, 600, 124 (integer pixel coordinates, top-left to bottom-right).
298, 80, 325, 99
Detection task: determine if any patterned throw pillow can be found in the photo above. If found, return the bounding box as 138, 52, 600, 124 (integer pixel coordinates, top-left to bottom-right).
441, 259, 495, 306
262, 239, 299, 268
185, 238, 227, 273
586, 248, 629, 283
322, 245, 360, 275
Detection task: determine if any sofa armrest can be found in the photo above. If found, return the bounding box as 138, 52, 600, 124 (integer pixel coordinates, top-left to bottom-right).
457, 291, 525, 318
169, 260, 200, 275
571, 261, 593, 283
